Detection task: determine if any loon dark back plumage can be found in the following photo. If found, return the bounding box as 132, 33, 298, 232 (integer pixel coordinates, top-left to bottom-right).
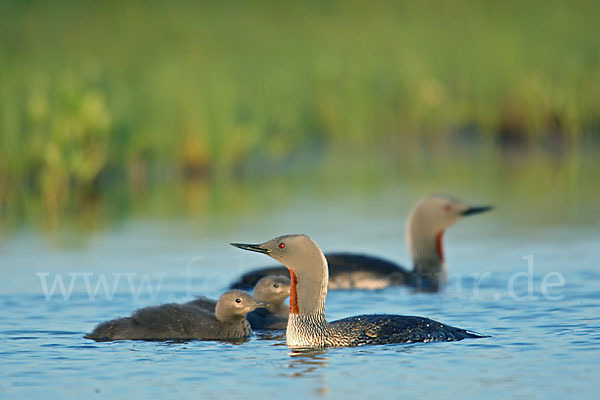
229, 196, 492, 292
232, 234, 485, 348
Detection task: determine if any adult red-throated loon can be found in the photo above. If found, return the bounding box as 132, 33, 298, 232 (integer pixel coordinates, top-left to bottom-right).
230, 196, 492, 292
232, 234, 485, 348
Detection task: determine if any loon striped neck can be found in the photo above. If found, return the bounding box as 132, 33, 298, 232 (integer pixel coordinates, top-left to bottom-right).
287, 313, 331, 348
405, 199, 449, 286
286, 258, 328, 316
285, 249, 330, 347
278, 236, 330, 347
408, 229, 447, 287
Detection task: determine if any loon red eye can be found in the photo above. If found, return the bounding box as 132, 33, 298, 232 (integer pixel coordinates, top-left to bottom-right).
279, 243, 285, 249
444, 204, 451, 212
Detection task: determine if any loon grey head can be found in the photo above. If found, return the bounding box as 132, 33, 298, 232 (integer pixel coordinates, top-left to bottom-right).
406, 195, 492, 280
215, 290, 268, 323
232, 234, 328, 316
253, 275, 291, 306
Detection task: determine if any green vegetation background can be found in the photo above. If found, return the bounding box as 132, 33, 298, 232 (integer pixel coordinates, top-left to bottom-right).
1, 0, 599, 229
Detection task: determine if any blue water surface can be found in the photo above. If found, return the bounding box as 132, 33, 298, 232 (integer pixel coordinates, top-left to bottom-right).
1, 198, 599, 399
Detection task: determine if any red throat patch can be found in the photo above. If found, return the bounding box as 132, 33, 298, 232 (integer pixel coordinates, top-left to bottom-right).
436, 230, 445, 261
288, 269, 299, 314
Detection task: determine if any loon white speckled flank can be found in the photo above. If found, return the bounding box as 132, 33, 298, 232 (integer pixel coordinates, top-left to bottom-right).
84, 290, 266, 341
230, 195, 492, 292
190, 275, 291, 330
232, 234, 485, 348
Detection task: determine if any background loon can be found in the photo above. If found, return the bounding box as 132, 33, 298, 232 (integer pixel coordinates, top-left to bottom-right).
230, 195, 492, 292
232, 234, 485, 348
85, 290, 266, 341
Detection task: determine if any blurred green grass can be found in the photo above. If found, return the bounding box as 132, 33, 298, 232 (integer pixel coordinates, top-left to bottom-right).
1, 0, 599, 227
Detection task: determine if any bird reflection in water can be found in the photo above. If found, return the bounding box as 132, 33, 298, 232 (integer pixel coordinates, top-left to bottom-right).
254, 330, 286, 342
288, 347, 328, 378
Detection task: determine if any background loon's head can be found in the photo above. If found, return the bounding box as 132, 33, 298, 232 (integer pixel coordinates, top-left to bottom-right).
406, 195, 493, 265
407, 195, 493, 236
